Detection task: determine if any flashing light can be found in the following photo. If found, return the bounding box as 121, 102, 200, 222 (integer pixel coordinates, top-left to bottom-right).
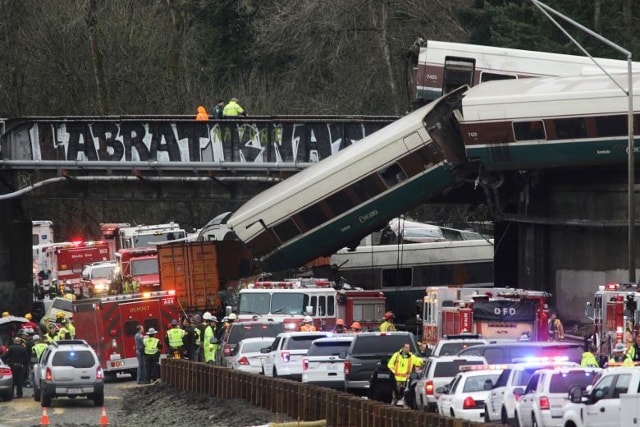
142, 292, 151, 298
425, 380, 434, 395
167, 289, 176, 296
512, 356, 569, 364
462, 396, 477, 409
280, 351, 291, 363
539, 396, 550, 410
460, 364, 509, 372
237, 356, 249, 366
605, 283, 620, 291
284, 323, 297, 331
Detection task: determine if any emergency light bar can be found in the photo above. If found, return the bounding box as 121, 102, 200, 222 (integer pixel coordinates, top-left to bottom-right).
511, 356, 570, 364
459, 364, 509, 372
606, 361, 640, 367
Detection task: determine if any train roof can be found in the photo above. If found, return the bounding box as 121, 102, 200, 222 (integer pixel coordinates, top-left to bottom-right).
461, 72, 640, 120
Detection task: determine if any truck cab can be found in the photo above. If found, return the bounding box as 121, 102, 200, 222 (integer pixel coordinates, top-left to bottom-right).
114, 248, 160, 292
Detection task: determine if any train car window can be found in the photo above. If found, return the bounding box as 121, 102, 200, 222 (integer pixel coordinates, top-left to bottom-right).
513, 120, 546, 141
480, 72, 517, 83
249, 232, 279, 256
326, 190, 354, 216
594, 115, 627, 137
399, 150, 428, 177
273, 219, 300, 243
378, 163, 407, 188
350, 175, 384, 202
382, 267, 412, 287
299, 204, 328, 230
442, 56, 475, 94
552, 117, 587, 140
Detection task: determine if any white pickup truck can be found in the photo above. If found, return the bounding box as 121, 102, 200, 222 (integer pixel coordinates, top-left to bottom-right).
562, 367, 640, 427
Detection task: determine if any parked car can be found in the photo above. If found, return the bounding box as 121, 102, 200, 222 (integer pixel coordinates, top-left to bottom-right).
216, 321, 285, 366
431, 334, 490, 357
0, 358, 13, 401
343, 331, 419, 394
302, 336, 355, 390
456, 342, 584, 365
261, 331, 331, 380
33, 339, 104, 407
227, 337, 273, 374
484, 359, 579, 425
515, 366, 600, 427
437, 368, 501, 421
414, 355, 487, 412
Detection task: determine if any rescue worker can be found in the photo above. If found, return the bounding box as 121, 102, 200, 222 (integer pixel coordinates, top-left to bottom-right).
608, 342, 627, 365
55, 318, 71, 341
23, 313, 39, 331
190, 317, 201, 361
350, 322, 362, 333
334, 318, 347, 334
213, 99, 225, 118
29, 335, 48, 387
66, 315, 76, 339
165, 319, 186, 358
134, 325, 147, 384
143, 328, 162, 382
222, 97, 246, 117
63, 284, 76, 301
380, 312, 396, 332
580, 344, 599, 368
202, 312, 216, 364
1, 337, 29, 398
195, 105, 209, 121
182, 316, 197, 360
300, 316, 316, 332
626, 334, 640, 362
45, 325, 57, 344
387, 343, 424, 406
548, 312, 564, 341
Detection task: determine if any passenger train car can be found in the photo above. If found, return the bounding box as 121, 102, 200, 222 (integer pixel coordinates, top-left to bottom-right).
412, 40, 637, 106
459, 72, 640, 171
226, 87, 471, 271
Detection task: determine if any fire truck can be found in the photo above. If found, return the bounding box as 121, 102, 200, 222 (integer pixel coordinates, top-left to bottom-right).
236, 279, 386, 332
422, 286, 550, 348
37, 240, 111, 296
585, 282, 640, 355
100, 222, 187, 255
113, 248, 160, 293
73, 290, 180, 378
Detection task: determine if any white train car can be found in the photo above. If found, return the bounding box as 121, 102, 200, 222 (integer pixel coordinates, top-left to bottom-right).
227, 87, 470, 271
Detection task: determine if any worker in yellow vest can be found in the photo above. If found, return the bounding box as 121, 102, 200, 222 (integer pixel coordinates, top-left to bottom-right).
387, 343, 424, 406
380, 312, 396, 332
165, 319, 186, 358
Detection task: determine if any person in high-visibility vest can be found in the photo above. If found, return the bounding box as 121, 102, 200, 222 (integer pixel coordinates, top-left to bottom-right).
387, 343, 424, 406
380, 312, 396, 332
580, 344, 599, 368
202, 312, 216, 364
300, 316, 316, 332
143, 328, 162, 382
165, 319, 186, 358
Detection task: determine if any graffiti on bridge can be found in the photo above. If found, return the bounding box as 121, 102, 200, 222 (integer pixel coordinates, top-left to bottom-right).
4, 120, 390, 164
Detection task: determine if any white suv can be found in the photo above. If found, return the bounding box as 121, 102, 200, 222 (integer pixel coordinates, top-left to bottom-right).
431, 334, 490, 357
261, 331, 330, 380
33, 339, 104, 407
302, 336, 354, 389
515, 366, 600, 427
484, 360, 579, 425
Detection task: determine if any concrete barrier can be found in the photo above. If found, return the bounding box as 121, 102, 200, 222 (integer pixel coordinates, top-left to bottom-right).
161, 359, 494, 427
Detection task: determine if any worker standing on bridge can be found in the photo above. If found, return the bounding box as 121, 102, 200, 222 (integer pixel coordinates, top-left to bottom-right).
195, 105, 209, 121
380, 312, 396, 332
223, 97, 246, 117
213, 99, 225, 119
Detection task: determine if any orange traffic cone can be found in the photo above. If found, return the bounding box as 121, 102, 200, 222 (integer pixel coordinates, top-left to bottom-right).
40, 407, 50, 426
99, 406, 109, 425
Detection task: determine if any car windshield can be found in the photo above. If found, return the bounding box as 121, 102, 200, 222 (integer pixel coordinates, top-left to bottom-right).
131, 258, 158, 275
438, 341, 485, 356
284, 335, 325, 351
351, 335, 417, 355
92, 265, 114, 279
549, 370, 598, 393
463, 373, 501, 392
307, 341, 352, 357
271, 293, 306, 315
227, 323, 285, 345
133, 231, 186, 247
433, 360, 485, 377
52, 350, 95, 368
238, 293, 271, 315
239, 340, 270, 353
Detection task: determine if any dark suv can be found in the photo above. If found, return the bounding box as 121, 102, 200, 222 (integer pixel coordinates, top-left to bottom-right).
216, 321, 285, 365
344, 331, 420, 393
33, 339, 104, 407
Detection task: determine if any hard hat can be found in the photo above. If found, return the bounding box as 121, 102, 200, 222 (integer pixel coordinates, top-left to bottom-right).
383, 311, 393, 320
17, 329, 27, 336
147, 327, 158, 335
351, 322, 361, 330
1, 311, 9, 317
56, 312, 66, 319
202, 312, 212, 321
171, 319, 178, 326
64, 287, 72, 293
303, 316, 313, 323
228, 313, 237, 321
336, 318, 345, 326
614, 342, 627, 352
33, 334, 41, 341
13, 337, 21, 344
211, 315, 218, 322
25, 313, 32, 320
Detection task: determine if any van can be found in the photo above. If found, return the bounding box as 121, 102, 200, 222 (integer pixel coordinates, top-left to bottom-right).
456, 342, 583, 365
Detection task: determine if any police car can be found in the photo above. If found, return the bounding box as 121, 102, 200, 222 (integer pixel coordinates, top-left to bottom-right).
436, 366, 502, 421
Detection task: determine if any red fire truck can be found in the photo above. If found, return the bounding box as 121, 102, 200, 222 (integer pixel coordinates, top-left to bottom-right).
73, 290, 180, 378
41, 240, 111, 296
113, 248, 160, 293
585, 282, 640, 355
422, 286, 550, 348
236, 278, 386, 332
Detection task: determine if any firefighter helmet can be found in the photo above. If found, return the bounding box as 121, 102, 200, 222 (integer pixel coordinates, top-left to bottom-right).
147, 327, 158, 335
33, 334, 41, 341
1, 311, 9, 317
228, 313, 237, 321
171, 319, 178, 326
303, 316, 313, 323
383, 311, 393, 320
25, 313, 32, 320
56, 312, 66, 320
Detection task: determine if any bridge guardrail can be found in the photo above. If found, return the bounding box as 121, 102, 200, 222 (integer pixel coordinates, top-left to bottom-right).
161, 359, 492, 427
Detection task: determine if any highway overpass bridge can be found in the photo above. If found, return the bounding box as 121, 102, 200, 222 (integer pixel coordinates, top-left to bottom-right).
0, 115, 637, 324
